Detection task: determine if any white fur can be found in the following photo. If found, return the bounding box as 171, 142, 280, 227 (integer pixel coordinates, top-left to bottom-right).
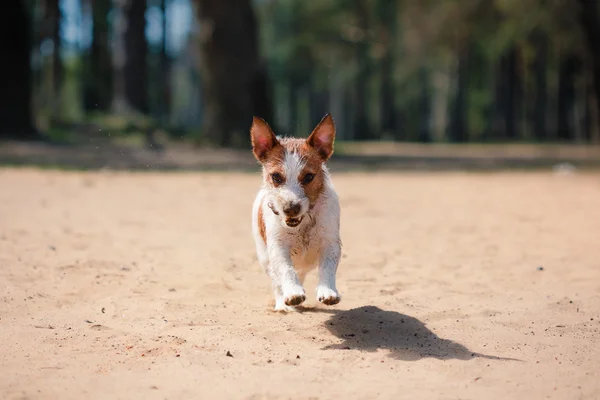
269, 150, 310, 217
252, 158, 342, 312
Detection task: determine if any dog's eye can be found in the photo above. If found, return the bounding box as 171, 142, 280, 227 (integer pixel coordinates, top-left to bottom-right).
271, 173, 284, 185
302, 173, 315, 184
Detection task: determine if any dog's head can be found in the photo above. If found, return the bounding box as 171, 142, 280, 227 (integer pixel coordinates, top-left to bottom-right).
250, 114, 336, 228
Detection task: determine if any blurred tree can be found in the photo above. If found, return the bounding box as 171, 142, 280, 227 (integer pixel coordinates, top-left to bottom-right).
125, 0, 148, 113
0, 0, 38, 139
417, 67, 431, 142
83, 0, 113, 112
47, 0, 63, 117
500, 46, 522, 140
556, 54, 580, 140
196, 0, 268, 147
159, 0, 171, 122
113, 0, 148, 114
447, 41, 471, 142
578, 0, 600, 142
375, 0, 399, 139
10, 0, 600, 145
252, 61, 273, 128
530, 29, 548, 141
353, 0, 372, 140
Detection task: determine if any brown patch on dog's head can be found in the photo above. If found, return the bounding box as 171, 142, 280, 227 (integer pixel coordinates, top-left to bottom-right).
274, 138, 327, 206
296, 114, 336, 205
250, 116, 286, 185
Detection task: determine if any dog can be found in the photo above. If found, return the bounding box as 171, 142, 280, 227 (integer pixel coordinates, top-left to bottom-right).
250, 114, 342, 312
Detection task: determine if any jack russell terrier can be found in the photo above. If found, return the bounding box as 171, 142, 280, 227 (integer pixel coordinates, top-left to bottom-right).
250, 114, 342, 312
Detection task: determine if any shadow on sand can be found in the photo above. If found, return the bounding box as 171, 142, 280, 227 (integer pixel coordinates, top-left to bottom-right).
319, 305, 521, 362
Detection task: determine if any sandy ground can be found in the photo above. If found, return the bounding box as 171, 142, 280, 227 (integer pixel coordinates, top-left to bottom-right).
1, 167, 599, 400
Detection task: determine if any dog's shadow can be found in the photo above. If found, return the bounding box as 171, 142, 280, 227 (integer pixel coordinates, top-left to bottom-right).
320, 305, 521, 362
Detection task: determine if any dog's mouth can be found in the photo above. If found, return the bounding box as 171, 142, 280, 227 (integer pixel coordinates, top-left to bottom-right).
285, 217, 303, 228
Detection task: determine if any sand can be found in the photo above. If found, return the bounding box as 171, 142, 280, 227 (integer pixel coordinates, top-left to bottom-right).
1, 167, 599, 400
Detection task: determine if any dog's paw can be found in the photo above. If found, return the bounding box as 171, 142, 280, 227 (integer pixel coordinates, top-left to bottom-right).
284, 293, 306, 306
282, 285, 306, 306
316, 286, 341, 306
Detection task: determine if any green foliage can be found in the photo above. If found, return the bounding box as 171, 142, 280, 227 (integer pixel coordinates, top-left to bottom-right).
25, 0, 599, 145
255, 0, 597, 142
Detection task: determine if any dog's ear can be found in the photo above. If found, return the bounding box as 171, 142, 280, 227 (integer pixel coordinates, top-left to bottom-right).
307, 113, 336, 161
250, 117, 279, 161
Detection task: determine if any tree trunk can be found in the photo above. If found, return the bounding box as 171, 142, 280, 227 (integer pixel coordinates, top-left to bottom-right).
252, 63, 273, 124
84, 0, 112, 111
309, 79, 328, 129
379, 54, 396, 138
112, 0, 147, 114
578, 0, 600, 143
587, 88, 600, 143
0, 1, 38, 139
448, 43, 470, 142
557, 55, 580, 141
492, 46, 521, 140
288, 78, 299, 135
196, 0, 262, 147
48, 0, 63, 117
504, 46, 521, 140
353, 0, 372, 140
377, 0, 397, 138
531, 31, 548, 141
329, 71, 345, 139
125, 0, 148, 113
160, 0, 171, 122
431, 66, 450, 142
491, 61, 506, 140
418, 67, 431, 142
112, 0, 127, 113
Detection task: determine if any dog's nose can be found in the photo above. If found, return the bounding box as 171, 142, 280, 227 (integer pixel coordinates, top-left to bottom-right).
283, 202, 302, 217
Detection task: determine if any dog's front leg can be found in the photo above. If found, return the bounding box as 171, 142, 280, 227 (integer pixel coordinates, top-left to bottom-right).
316, 241, 341, 305
269, 243, 306, 307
